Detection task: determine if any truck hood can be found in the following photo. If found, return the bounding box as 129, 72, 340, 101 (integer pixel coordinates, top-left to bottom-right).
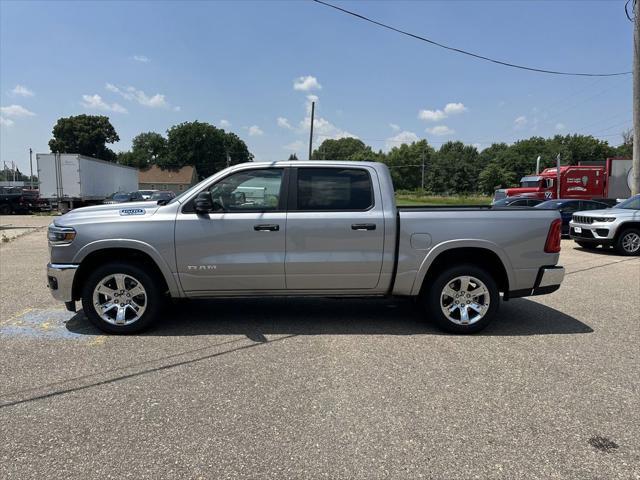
574, 208, 636, 217
55, 201, 161, 225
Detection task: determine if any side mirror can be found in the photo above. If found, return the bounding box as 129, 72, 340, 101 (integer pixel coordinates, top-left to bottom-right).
194, 191, 214, 213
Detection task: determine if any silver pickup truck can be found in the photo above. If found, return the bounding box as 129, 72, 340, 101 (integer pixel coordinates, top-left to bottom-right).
47, 161, 565, 334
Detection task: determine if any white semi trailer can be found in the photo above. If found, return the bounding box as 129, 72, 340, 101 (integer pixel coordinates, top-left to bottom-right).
37, 153, 138, 210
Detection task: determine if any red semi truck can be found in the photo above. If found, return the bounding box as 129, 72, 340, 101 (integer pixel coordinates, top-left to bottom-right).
493, 157, 633, 203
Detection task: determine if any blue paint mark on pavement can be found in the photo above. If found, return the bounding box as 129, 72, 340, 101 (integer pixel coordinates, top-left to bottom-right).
0, 308, 99, 339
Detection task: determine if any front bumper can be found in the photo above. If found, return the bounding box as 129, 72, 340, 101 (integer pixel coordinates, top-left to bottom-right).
508, 265, 565, 299
569, 220, 616, 244
47, 263, 78, 303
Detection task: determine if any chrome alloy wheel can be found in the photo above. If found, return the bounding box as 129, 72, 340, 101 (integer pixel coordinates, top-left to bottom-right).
440, 275, 491, 326
621, 232, 640, 254
92, 273, 147, 326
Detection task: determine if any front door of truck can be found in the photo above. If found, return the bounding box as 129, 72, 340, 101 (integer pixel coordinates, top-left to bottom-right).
175, 168, 287, 293
284, 167, 384, 290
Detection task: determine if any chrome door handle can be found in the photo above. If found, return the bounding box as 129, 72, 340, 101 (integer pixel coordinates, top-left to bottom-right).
254, 224, 280, 232
351, 223, 376, 231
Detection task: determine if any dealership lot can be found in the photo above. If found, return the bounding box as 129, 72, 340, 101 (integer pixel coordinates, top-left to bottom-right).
0, 215, 638, 479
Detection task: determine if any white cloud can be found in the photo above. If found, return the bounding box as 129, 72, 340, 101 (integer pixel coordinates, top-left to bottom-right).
426, 125, 455, 136
555, 122, 566, 131
132, 55, 150, 63
514, 115, 528, 129
385, 130, 419, 150
220, 119, 231, 128
389, 123, 400, 131
105, 83, 171, 109
277, 117, 293, 129
284, 140, 305, 151
81, 94, 128, 113
248, 125, 264, 136
0, 117, 14, 127
11, 84, 34, 97
293, 75, 322, 91
419, 102, 467, 122
443, 102, 467, 115
418, 109, 446, 122
0, 104, 35, 117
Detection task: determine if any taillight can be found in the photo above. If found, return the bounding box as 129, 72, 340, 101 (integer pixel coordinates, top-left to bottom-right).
544, 218, 562, 253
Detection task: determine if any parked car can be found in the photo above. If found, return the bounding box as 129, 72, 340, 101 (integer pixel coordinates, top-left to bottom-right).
46, 161, 565, 335
492, 196, 543, 208
534, 199, 610, 235
138, 189, 159, 200
150, 191, 176, 204
104, 191, 144, 204
569, 194, 640, 255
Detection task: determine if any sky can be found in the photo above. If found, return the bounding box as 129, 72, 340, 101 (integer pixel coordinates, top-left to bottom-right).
0, 0, 634, 173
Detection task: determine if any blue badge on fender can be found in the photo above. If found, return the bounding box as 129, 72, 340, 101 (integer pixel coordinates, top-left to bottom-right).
120, 208, 145, 216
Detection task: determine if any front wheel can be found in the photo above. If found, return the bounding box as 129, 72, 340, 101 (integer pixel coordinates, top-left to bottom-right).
423, 264, 500, 334
81, 262, 164, 334
615, 229, 640, 256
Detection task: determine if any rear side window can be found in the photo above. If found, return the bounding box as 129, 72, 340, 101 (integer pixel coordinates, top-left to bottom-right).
295, 168, 373, 211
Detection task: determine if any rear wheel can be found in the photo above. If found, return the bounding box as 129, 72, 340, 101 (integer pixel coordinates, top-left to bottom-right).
423, 264, 499, 334
575, 241, 599, 250
81, 262, 164, 333
615, 229, 640, 256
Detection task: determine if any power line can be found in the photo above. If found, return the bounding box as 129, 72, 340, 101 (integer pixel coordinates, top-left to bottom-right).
312, 0, 632, 77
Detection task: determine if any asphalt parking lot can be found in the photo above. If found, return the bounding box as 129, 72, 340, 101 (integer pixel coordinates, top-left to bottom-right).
0, 215, 639, 479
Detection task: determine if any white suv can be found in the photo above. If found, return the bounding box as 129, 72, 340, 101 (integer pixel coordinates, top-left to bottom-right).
569, 194, 640, 255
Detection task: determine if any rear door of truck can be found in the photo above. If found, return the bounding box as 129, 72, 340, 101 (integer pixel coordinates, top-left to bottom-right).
284, 166, 385, 290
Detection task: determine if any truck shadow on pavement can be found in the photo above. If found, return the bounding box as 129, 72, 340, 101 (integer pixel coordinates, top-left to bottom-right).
65, 297, 592, 338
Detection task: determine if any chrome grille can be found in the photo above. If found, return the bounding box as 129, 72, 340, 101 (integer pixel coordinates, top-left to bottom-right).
572, 215, 593, 224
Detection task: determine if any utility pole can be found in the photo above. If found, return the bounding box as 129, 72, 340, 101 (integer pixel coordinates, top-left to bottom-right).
421, 148, 426, 191
632, 0, 639, 195
29, 148, 34, 189
308, 101, 315, 160
556, 153, 561, 199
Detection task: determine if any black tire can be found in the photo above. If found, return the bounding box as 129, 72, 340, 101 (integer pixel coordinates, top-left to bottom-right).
575, 241, 599, 250
422, 264, 500, 334
615, 228, 640, 256
81, 262, 165, 334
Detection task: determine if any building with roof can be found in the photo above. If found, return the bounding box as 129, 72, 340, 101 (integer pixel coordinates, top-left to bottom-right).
138, 165, 197, 194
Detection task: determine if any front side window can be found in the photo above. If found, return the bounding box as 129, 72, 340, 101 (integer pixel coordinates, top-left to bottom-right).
296, 168, 373, 211
207, 168, 284, 212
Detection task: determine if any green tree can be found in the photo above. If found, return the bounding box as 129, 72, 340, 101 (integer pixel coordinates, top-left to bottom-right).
311, 137, 372, 160
163, 121, 253, 178
429, 142, 480, 194
615, 129, 633, 157
48, 115, 119, 161
478, 161, 516, 195
118, 132, 167, 169
384, 140, 433, 191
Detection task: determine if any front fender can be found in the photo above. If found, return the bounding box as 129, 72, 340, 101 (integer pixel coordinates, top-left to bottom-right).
73, 239, 182, 297
410, 239, 515, 296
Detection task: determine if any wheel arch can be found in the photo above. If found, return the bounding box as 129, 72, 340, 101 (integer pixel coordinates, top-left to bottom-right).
71, 242, 181, 300
614, 222, 640, 241
412, 241, 512, 297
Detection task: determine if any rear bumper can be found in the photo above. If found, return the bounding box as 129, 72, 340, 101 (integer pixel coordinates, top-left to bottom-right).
47, 263, 78, 303
508, 265, 565, 299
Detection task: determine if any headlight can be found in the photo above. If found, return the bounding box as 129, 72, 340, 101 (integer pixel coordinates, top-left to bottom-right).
48, 225, 76, 245
593, 217, 615, 222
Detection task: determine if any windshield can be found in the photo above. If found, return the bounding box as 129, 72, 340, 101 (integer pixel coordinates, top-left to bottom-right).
151, 192, 172, 200
168, 176, 212, 205
520, 176, 542, 188
534, 200, 564, 209
113, 193, 130, 201
614, 195, 640, 210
